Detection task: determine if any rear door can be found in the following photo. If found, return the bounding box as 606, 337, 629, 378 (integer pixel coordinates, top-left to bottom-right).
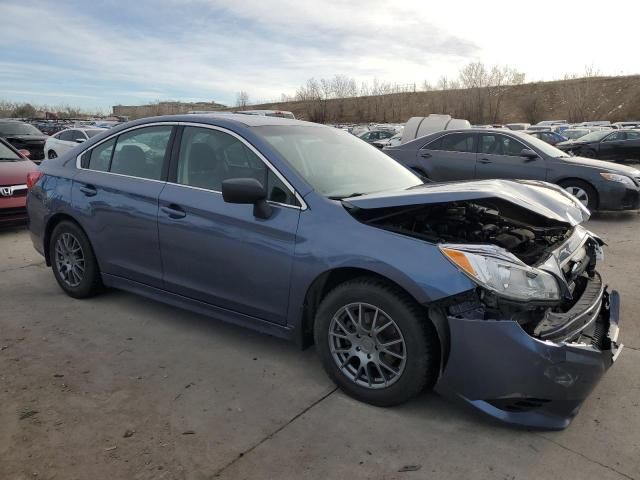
598, 131, 626, 160
157, 125, 301, 325
72, 124, 175, 287
416, 132, 477, 181
475, 133, 547, 180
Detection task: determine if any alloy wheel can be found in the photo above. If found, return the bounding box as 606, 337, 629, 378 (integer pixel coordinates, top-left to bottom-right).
328, 302, 407, 389
564, 186, 589, 207
54, 232, 86, 287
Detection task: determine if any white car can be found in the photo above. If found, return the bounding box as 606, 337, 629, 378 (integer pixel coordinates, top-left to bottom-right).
44, 128, 106, 159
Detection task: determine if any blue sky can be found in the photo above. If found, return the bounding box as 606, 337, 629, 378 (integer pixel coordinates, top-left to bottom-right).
1, 0, 639, 113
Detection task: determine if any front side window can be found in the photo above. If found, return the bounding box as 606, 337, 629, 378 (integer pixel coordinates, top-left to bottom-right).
109, 126, 172, 180
603, 132, 625, 142
176, 126, 298, 206
480, 134, 526, 156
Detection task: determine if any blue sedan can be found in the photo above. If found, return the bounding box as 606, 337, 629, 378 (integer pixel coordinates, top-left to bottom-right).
27, 114, 622, 428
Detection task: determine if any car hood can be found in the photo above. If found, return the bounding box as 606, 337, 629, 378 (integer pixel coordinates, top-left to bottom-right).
559, 156, 640, 176
343, 179, 590, 226
0, 159, 37, 184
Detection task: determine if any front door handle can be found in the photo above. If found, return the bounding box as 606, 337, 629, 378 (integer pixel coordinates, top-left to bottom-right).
79, 185, 97, 196
161, 204, 186, 219
478, 158, 492, 164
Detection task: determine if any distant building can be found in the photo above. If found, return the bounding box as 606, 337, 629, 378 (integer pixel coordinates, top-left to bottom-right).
112, 101, 227, 120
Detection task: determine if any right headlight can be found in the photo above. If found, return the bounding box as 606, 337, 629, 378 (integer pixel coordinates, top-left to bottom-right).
440, 245, 560, 302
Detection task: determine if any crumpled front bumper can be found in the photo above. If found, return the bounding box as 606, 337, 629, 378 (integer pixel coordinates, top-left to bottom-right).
434, 289, 622, 430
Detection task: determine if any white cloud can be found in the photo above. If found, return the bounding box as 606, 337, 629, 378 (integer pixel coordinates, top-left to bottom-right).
1, 0, 639, 109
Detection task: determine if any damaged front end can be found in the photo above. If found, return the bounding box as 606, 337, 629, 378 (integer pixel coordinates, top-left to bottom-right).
346, 180, 622, 429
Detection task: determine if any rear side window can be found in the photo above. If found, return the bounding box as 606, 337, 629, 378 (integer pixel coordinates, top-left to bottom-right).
425, 133, 475, 153
626, 131, 640, 140
87, 138, 115, 171
109, 126, 172, 180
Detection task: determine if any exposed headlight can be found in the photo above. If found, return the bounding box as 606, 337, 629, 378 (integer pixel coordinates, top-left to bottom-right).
440, 245, 560, 302
600, 172, 634, 186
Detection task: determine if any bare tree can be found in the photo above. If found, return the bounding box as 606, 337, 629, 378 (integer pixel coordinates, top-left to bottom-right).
235, 91, 250, 109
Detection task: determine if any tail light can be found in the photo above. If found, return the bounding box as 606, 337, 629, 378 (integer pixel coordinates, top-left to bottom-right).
27, 171, 44, 190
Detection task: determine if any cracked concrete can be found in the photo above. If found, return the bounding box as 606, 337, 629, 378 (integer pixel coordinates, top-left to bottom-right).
1, 209, 639, 479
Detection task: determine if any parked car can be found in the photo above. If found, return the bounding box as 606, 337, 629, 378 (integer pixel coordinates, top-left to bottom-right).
44, 128, 107, 159
505, 123, 530, 131
235, 109, 296, 119
536, 120, 568, 126
612, 121, 640, 130
0, 137, 39, 225
358, 129, 395, 144
372, 133, 402, 149
27, 114, 623, 429
523, 130, 567, 145
0, 120, 47, 163
556, 129, 640, 162
526, 125, 552, 132
401, 115, 471, 144
384, 128, 640, 211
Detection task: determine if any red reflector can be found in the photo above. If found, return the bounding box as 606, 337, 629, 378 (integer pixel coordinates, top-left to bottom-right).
27, 171, 44, 190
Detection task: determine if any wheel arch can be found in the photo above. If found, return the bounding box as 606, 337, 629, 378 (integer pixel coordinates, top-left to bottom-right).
298, 267, 442, 352
555, 177, 599, 209
43, 213, 88, 266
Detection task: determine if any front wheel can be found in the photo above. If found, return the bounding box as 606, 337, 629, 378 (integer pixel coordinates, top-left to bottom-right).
50, 221, 102, 298
559, 179, 598, 211
314, 278, 439, 407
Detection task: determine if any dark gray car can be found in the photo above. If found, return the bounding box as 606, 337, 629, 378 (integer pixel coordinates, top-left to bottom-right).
384, 129, 640, 211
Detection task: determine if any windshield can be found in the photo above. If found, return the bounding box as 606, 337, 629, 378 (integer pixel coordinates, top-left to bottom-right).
514, 131, 570, 158
85, 129, 106, 138
563, 129, 589, 140
0, 141, 23, 161
0, 122, 43, 136
254, 125, 422, 198
578, 130, 612, 142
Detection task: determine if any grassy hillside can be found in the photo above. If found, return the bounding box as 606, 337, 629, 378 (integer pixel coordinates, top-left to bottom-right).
244, 75, 640, 124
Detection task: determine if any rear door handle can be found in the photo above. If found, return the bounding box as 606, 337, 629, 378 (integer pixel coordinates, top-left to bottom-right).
79, 185, 97, 196
478, 158, 492, 164
161, 204, 187, 219
420, 152, 432, 159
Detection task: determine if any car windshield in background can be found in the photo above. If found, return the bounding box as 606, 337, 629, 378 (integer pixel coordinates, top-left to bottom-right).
513, 131, 570, 158
254, 125, 422, 199
0, 142, 22, 161
86, 129, 106, 138
563, 129, 589, 140
578, 130, 613, 142
0, 122, 43, 136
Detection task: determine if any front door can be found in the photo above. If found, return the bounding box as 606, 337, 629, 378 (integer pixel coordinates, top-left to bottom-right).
157, 125, 301, 325
475, 133, 547, 180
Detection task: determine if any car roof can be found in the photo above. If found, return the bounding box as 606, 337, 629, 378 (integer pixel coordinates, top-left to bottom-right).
127, 112, 318, 128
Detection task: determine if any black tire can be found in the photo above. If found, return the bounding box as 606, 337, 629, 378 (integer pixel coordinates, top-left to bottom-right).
314, 277, 439, 407
49, 221, 102, 298
48, 150, 57, 159
558, 179, 598, 211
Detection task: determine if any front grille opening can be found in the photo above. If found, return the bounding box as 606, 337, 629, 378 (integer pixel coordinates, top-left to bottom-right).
487, 397, 552, 413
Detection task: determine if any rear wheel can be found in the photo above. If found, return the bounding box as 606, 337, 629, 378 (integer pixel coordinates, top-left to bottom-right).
314, 278, 439, 407
50, 221, 102, 298
48, 150, 57, 159
559, 179, 598, 211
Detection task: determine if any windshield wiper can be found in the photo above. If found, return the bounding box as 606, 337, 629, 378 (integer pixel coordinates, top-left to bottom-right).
328, 192, 366, 200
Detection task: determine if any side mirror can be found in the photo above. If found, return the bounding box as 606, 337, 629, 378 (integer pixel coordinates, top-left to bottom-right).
75, 138, 86, 144
18, 149, 31, 158
222, 178, 272, 219
520, 148, 538, 161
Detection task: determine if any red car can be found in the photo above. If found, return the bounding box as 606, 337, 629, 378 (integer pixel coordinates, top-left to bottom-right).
0, 137, 39, 226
